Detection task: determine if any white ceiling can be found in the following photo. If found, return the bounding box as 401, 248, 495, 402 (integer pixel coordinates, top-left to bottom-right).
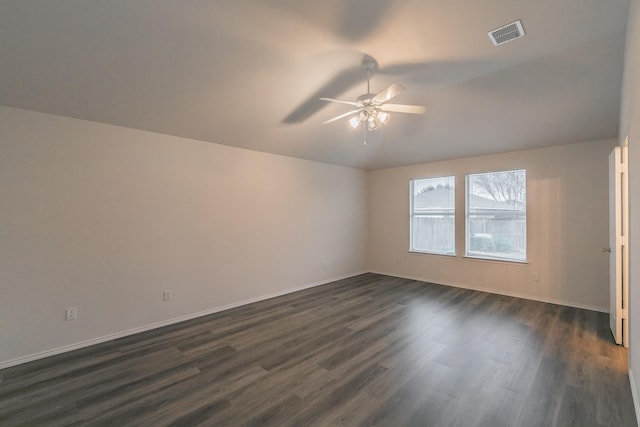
0, 0, 630, 169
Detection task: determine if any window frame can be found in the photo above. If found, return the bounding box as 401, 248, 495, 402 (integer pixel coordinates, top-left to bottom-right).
409, 176, 456, 256
465, 169, 527, 263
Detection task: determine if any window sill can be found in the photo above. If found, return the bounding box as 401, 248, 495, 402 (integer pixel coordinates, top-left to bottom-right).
408, 250, 456, 258
463, 255, 528, 265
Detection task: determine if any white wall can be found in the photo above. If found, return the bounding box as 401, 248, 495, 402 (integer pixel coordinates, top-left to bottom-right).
0, 106, 368, 367
368, 139, 615, 310
0, 102, 623, 370
620, 0, 640, 417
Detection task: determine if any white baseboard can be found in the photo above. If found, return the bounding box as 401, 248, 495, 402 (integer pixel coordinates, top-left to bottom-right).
369, 270, 609, 313
0, 270, 608, 370
630, 369, 640, 427
0, 271, 367, 370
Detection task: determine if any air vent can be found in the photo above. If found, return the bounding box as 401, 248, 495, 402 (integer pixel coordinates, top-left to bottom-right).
488, 20, 525, 46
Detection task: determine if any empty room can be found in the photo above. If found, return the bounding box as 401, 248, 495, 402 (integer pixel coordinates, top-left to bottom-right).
2, 1, 640, 426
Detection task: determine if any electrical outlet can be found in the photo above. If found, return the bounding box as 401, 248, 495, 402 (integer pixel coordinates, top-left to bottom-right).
532, 272, 540, 282
163, 290, 173, 301
65, 307, 77, 321
322, 260, 327, 270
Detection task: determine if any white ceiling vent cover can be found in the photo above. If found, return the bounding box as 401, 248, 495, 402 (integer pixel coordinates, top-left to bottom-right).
488, 20, 525, 46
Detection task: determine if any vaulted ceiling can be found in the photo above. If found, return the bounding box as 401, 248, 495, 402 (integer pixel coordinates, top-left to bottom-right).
0, 0, 630, 169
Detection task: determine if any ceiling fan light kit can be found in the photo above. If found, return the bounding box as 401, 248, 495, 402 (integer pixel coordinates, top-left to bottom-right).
320, 59, 427, 143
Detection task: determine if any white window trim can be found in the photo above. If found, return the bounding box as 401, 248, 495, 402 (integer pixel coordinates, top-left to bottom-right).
465, 169, 527, 263
409, 176, 456, 256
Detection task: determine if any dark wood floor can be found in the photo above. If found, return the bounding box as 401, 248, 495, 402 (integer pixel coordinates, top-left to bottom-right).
0, 273, 636, 426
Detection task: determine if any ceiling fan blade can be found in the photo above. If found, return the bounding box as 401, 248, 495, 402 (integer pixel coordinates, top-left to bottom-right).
380, 104, 427, 114
372, 83, 406, 104
319, 97, 361, 107
282, 65, 365, 124
322, 109, 362, 125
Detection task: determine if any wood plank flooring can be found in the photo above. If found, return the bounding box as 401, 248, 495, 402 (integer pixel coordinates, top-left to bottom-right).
0, 273, 636, 426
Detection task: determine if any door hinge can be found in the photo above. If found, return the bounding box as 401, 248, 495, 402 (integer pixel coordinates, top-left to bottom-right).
621, 162, 628, 174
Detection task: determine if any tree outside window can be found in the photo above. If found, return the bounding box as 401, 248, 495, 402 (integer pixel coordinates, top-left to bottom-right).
466, 169, 526, 262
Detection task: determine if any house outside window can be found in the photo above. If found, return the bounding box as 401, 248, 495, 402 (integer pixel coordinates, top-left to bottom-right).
410, 176, 455, 255
466, 169, 526, 262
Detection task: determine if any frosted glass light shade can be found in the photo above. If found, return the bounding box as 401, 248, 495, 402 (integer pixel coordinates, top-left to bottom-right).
378, 111, 390, 125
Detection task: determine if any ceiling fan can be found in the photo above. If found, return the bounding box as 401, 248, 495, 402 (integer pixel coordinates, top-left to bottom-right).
320, 60, 427, 142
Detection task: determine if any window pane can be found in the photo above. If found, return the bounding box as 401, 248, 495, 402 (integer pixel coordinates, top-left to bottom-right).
466, 169, 526, 262
410, 176, 455, 255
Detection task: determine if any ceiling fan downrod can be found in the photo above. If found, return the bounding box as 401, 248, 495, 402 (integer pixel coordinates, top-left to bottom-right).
364, 60, 374, 95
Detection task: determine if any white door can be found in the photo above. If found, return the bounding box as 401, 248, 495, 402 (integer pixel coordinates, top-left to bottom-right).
622, 143, 629, 349
609, 147, 622, 345
609, 144, 629, 347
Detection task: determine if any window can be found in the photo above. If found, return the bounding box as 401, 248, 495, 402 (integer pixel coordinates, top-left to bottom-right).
466, 169, 526, 262
410, 176, 455, 255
